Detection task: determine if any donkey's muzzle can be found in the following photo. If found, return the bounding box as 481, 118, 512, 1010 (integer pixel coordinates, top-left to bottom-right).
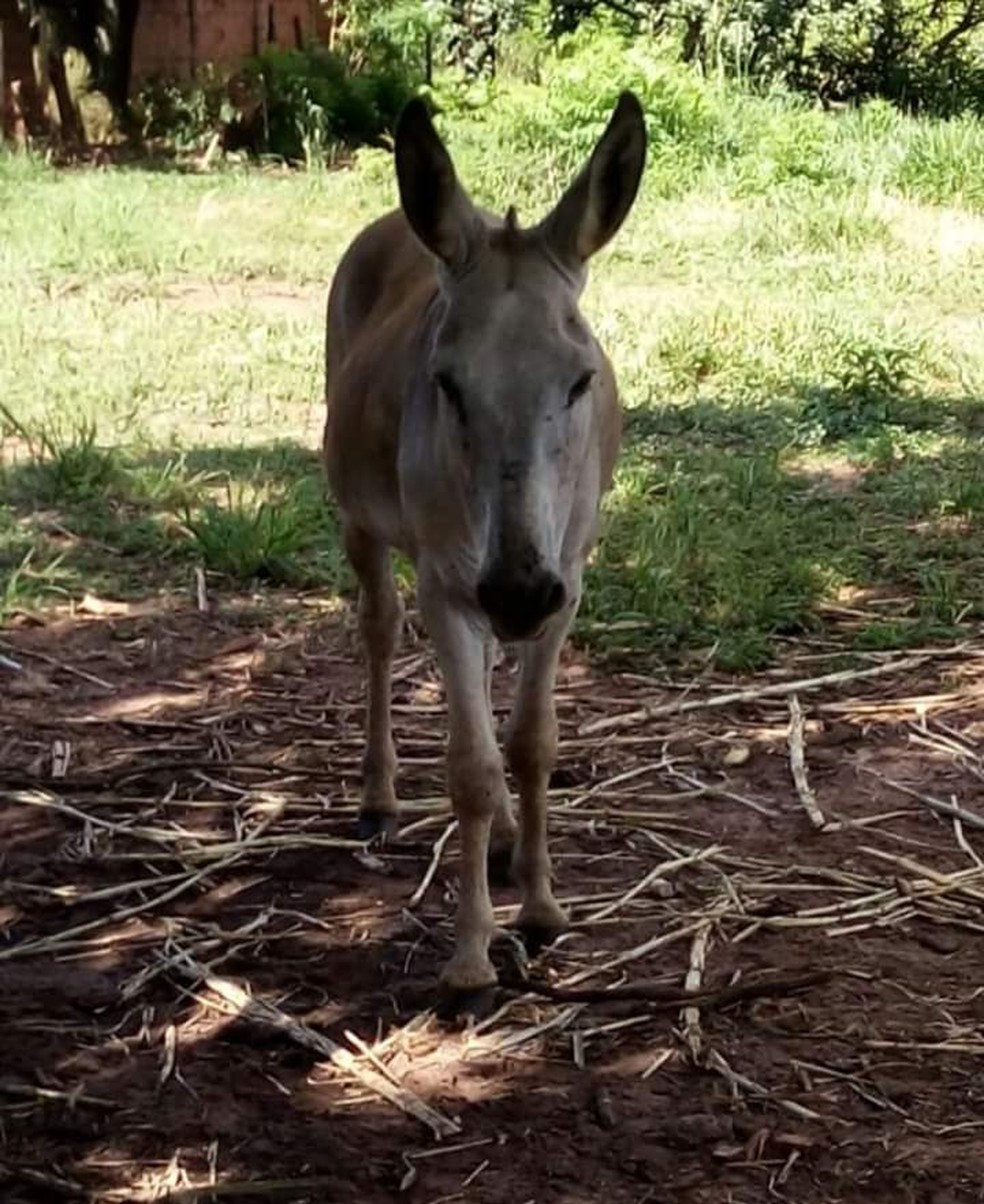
477, 566, 567, 642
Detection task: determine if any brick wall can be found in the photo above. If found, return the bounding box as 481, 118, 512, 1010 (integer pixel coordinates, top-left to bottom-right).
0, 0, 40, 138
132, 0, 324, 84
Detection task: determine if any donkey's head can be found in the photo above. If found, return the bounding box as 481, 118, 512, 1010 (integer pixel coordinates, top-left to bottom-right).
395, 94, 646, 642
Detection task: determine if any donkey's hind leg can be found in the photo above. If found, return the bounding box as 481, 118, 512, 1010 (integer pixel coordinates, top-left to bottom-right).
345, 526, 403, 840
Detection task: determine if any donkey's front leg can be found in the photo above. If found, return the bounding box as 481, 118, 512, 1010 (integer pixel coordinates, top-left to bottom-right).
504, 605, 574, 947
485, 638, 518, 885
345, 526, 404, 840
419, 574, 506, 991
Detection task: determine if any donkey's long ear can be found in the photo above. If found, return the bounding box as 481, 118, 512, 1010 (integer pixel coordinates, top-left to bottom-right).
538, 91, 647, 269
395, 99, 481, 269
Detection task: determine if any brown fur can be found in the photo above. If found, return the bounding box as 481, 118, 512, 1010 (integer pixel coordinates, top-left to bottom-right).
323, 94, 647, 993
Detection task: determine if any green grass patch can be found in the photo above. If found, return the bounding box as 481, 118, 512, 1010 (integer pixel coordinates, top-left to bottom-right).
5, 45, 984, 665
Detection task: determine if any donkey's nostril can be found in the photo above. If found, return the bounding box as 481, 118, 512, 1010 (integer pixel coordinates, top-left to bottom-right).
477, 567, 566, 640
542, 577, 566, 618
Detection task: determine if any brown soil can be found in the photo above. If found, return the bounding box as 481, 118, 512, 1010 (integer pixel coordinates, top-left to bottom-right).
2, 600, 984, 1203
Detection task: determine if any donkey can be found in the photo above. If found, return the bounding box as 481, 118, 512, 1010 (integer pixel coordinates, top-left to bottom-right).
324, 93, 647, 997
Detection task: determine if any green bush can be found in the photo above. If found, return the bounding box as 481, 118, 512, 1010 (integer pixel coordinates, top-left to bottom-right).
245, 45, 416, 163
135, 71, 229, 149
135, 43, 416, 162
544, 0, 984, 116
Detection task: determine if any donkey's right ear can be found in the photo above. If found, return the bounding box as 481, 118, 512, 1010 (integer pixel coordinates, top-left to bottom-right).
395, 99, 481, 269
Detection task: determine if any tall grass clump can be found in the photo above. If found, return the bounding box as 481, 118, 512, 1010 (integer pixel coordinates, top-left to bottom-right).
182, 477, 347, 588
894, 117, 984, 210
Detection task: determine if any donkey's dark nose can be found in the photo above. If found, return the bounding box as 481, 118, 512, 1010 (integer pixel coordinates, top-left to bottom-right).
477, 566, 567, 641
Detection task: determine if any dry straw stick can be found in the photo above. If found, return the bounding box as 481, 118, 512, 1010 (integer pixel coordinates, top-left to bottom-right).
680, 922, 714, 1058
0, 852, 247, 962
409, 821, 456, 908
166, 949, 460, 1140
560, 919, 709, 988
787, 696, 826, 829
863, 769, 984, 832
707, 1050, 826, 1123
0, 636, 115, 691
578, 649, 966, 736
581, 846, 722, 924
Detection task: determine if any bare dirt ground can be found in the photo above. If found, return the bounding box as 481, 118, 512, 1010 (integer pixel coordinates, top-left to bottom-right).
3, 598, 984, 1203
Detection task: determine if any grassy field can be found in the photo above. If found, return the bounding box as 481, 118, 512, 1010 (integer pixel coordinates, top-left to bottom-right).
4, 56, 984, 668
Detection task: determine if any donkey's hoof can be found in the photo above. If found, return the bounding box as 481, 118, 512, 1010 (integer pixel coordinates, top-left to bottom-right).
491, 926, 530, 974
436, 982, 500, 1025
515, 902, 569, 956
516, 922, 567, 957
487, 843, 515, 888
356, 811, 399, 843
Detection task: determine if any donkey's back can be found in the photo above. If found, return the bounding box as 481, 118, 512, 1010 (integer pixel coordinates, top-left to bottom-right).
323, 211, 436, 552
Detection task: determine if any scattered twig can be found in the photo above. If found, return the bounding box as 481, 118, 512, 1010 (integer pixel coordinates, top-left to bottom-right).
559, 920, 710, 987
581, 846, 722, 924
707, 1050, 826, 1123
0, 1162, 87, 1198
952, 814, 984, 869
166, 948, 460, 1139
641, 1049, 675, 1080
194, 566, 209, 613
680, 922, 713, 1057
513, 969, 831, 1008
0, 637, 115, 692
0, 1077, 118, 1110
102, 1174, 351, 1201
578, 650, 962, 735
666, 767, 777, 818
787, 696, 825, 829
409, 821, 456, 908
0, 851, 246, 962
467, 1005, 584, 1058
863, 769, 984, 832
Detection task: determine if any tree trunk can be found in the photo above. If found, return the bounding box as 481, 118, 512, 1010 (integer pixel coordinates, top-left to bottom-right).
106, 0, 140, 125
47, 45, 83, 143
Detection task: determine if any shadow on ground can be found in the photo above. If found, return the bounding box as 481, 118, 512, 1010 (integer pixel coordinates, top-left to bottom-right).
5, 374, 984, 666
2, 598, 984, 1201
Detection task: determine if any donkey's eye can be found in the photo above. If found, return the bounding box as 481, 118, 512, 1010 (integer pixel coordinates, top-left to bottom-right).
436, 373, 467, 424
567, 371, 595, 407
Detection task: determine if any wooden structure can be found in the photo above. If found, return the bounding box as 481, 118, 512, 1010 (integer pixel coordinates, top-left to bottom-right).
0, 0, 40, 142
0, 1, 333, 141
131, 0, 329, 83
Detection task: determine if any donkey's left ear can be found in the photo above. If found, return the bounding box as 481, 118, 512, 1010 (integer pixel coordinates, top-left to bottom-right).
537, 91, 647, 268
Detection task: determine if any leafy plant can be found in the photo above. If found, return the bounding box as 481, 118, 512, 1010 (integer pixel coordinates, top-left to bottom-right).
0, 405, 124, 505
181, 478, 343, 586
799, 341, 920, 443
241, 44, 416, 164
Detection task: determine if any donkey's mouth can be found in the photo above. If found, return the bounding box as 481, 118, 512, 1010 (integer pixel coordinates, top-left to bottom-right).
489, 617, 549, 644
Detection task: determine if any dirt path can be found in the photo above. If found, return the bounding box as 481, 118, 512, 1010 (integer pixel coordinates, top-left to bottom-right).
2, 601, 984, 1203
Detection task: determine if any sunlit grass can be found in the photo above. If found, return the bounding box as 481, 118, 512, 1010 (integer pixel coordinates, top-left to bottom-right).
4, 80, 984, 665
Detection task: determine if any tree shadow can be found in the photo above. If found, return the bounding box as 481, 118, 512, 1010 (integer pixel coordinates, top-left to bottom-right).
2, 599, 983, 1202
3, 376, 984, 659
587, 381, 984, 664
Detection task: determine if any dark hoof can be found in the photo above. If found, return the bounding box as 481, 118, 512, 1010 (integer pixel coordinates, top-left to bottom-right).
491, 927, 529, 977
356, 811, 399, 843
435, 983, 500, 1025
516, 923, 566, 957
487, 844, 515, 888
